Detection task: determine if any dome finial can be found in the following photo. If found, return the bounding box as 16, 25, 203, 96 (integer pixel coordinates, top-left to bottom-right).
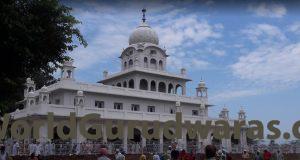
142, 8, 146, 23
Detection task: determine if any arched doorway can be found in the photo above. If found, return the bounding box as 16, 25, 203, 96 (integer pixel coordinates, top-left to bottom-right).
146, 129, 159, 153
168, 83, 174, 93
150, 59, 157, 69
124, 62, 127, 69
129, 59, 133, 68
159, 60, 163, 70
163, 129, 174, 152
231, 134, 240, 153
186, 133, 197, 154
211, 133, 221, 149
139, 79, 148, 90
128, 128, 142, 154
144, 57, 148, 68
150, 81, 156, 91
175, 84, 183, 95
129, 79, 134, 89
158, 82, 166, 93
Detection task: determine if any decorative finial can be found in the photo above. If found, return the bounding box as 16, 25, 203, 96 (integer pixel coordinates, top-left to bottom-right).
142, 8, 146, 23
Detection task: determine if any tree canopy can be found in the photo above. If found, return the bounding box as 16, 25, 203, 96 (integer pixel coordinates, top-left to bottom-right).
0, 0, 87, 113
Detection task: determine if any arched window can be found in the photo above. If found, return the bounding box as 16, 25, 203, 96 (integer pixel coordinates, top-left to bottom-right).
129, 59, 133, 68
144, 57, 148, 68
43, 96, 47, 102
129, 79, 134, 89
150, 58, 157, 69
150, 81, 156, 91
175, 84, 183, 95
130, 128, 142, 143
116, 83, 121, 87
139, 79, 148, 90
168, 83, 174, 93
124, 62, 127, 69
123, 81, 127, 88
28, 87, 34, 92
30, 100, 34, 105
67, 70, 72, 78
231, 134, 240, 145
158, 82, 166, 93
159, 60, 163, 70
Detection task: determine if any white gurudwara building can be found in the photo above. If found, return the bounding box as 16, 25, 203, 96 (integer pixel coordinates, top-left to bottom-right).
11, 9, 249, 154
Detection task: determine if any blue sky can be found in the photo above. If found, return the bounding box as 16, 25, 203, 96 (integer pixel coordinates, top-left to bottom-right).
62, 1, 300, 141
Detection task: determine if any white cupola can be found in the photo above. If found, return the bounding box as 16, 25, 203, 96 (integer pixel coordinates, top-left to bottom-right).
61, 60, 75, 80
128, 8, 159, 45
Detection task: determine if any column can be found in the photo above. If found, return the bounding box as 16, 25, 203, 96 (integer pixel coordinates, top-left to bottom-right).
159, 127, 164, 153
102, 123, 107, 143
134, 77, 139, 89
123, 123, 128, 152
240, 128, 247, 151
182, 128, 187, 150
182, 83, 186, 95
142, 136, 146, 150
222, 139, 231, 152
39, 123, 48, 143
166, 82, 169, 93
148, 80, 151, 91
76, 122, 85, 143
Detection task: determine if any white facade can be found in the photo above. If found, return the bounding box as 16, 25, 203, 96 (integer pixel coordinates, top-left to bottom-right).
11, 9, 248, 153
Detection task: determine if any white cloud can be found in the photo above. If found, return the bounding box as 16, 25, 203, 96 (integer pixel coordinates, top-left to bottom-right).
248, 3, 287, 18
231, 43, 300, 86
241, 24, 286, 44
211, 89, 262, 102
288, 22, 300, 34
167, 56, 209, 71
209, 49, 226, 56
155, 15, 222, 49
69, 3, 222, 71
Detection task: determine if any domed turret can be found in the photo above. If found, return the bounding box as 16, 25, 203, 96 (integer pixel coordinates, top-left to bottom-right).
128, 8, 159, 45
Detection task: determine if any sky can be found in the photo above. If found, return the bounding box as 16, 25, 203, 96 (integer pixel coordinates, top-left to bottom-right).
62, 0, 300, 142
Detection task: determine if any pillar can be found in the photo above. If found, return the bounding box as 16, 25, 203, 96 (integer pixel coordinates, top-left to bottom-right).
159, 127, 164, 153
182, 83, 186, 95
142, 136, 146, 149
123, 123, 128, 152
102, 123, 107, 143
240, 128, 247, 151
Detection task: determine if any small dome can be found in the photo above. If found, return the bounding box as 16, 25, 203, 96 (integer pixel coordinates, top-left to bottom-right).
239, 108, 245, 114
77, 90, 83, 96
40, 85, 48, 92
129, 22, 159, 45
222, 108, 228, 112
198, 80, 206, 88
28, 91, 35, 97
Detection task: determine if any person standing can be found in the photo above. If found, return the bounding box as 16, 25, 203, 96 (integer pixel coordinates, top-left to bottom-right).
29, 141, 36, 156
275, 150, 284, 160
204, 145, 217, 160
171, 143, 179, 160
35, 142, 42, 156
263, 150, 272, 160
153, 152, 160, 160
0, 145, 8, 160
98, 148, 110, 160
254, 151, 263, 160
12, 141, 19, 157
242, 150, 250, 160
139, 154, 146, 160
115, 149, 125, 160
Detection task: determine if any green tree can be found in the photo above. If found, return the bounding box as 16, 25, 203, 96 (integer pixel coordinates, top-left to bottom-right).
0, 0, 87, 114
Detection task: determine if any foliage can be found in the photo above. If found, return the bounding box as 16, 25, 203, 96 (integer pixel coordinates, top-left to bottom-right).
0, 0, 87, 113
